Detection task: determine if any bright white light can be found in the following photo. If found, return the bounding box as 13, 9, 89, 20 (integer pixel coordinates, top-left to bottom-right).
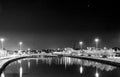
0, 38, 5, 50
1, 72, 5, 77
0, 38, 5, 42
19, 42, 23, 45
80, 66, 83, 74
95, 38, 99, 42
19, 66, 23, 77
95, 72, 99, 77
79, 41, 83, 45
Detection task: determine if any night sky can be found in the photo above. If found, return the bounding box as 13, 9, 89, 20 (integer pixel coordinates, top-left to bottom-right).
0, 0, 118, 50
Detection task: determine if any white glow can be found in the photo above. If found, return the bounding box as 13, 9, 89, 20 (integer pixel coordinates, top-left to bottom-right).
28, 48, 30, 51
80, 66, 83, 74
79, 41, 83, 45
19, 42, 23, 45
18, 60, 21, 64
95, 72, 99, 77
1, 72, 5, 77
19, 66, 23, 77
0, 38, 5, 42
95, 38, 99, 42
28, 61, 30, 69
0, 38, 5, 50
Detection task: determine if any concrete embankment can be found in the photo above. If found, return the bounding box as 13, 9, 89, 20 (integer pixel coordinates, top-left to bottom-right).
62, 54, 120, 67
0, 55, 29, 75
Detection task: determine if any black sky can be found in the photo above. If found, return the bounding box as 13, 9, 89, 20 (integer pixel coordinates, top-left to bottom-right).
0, 0, 118, 50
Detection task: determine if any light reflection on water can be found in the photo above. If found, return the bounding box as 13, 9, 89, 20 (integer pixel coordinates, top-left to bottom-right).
19, 66, 23, 77
36, 58, 38, 65
80, 65, 83, 74
28, 60, 30, 69
1, 72, 5, 77
49, 57, 116, 71
95, 72, 99, 77
0, 56, 119, 77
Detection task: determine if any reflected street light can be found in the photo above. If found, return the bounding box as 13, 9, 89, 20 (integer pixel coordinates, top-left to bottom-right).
19, 42, 23, 51
1, 72, 5, 77
80, 66, 83, 74
95, 68, 99, 77
94, 38, 99, 49
79, 41, 83, 50
19, 66, 23, 77
28, 60, 30, 69
36, 58, 38, 65
0, 38, 5, 50
95, 70, 99, 77
95, 72, 99, 77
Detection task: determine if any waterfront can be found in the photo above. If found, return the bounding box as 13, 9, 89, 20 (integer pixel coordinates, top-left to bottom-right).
1, 56, 120, 77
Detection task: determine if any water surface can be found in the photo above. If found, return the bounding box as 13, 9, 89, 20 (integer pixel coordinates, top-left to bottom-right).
1, 56, 120, 77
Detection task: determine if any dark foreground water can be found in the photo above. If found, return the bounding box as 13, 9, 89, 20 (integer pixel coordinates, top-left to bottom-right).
1, 56, 120, 77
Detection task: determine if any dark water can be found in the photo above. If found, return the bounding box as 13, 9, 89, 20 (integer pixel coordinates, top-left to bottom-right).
1, 56, 120, 77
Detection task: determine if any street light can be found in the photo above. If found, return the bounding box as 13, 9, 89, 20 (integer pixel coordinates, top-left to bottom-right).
0, 38, 5, 50
94, 38, 99, 49
79, 41, 83, 50
19, 42, 23, 51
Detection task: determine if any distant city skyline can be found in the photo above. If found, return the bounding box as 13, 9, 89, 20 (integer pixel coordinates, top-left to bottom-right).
0, 33, 119, 50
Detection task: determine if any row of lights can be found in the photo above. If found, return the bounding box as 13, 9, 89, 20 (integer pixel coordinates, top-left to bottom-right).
0, 38, 24, 51
79, 38, 99, 50
0, 37, 100, 50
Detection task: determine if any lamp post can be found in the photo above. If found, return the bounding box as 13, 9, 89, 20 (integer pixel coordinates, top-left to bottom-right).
0, 38, 5, 50
19, 42, 23, 51
94, 38, 99, 49
79, 41, 83, 50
